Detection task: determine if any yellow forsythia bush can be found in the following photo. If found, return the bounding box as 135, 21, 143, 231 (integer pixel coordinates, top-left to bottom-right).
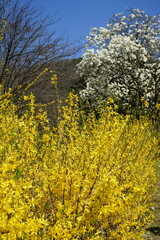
0, 87, 159, 240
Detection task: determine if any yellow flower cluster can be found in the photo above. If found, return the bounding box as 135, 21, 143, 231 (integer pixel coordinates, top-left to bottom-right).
23, 68, 49, 94
50, 70, 58, 85
156, 103, 160, 110
140, 98, 149, 108
0, 20, 6, 41
0, 89, 159, 239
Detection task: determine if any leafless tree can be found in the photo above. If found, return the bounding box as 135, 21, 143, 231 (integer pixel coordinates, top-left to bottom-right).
0, 0, 79, 94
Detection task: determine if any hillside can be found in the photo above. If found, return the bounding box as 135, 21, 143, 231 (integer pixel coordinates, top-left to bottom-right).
28, 58, 83, 124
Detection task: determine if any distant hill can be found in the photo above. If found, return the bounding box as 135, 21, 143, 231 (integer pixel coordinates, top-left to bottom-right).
29, 58, 84, 124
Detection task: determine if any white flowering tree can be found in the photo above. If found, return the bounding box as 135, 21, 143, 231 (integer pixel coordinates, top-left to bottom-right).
77, 9, 160, 113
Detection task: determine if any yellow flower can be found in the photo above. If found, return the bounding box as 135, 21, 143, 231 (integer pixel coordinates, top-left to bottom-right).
156, 103, 160, 110
108, 97, 114, 104
0, 90, 158, 239
51, 74, 57, 84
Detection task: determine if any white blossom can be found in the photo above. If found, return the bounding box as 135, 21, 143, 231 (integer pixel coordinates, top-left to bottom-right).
77, 9, 160, 109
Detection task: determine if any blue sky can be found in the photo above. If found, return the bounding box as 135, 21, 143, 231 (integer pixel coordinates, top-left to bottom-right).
20, 0, 160, 57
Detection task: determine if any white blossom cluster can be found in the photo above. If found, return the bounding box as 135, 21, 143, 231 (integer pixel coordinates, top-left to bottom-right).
77, 9, 160, 109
